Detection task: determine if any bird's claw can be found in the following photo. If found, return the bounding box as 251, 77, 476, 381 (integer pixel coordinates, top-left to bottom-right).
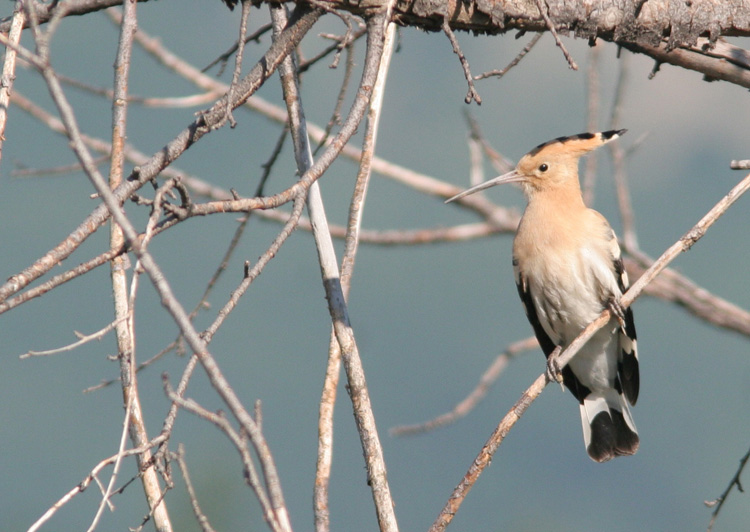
608, 298, 627, 329
545, 346, 564, 386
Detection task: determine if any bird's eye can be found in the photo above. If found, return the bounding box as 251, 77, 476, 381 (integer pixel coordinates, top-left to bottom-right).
539, 163, 549, 173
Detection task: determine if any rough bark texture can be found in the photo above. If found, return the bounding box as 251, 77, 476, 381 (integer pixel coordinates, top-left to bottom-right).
303, 0, 750, 48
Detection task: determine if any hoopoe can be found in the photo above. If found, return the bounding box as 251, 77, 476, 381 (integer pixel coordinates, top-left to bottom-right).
447, 130, 639, 463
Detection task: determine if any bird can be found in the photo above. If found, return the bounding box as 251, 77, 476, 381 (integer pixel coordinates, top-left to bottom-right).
446, 130, 639, 463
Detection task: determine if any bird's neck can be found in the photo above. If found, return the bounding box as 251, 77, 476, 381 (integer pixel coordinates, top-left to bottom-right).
526, 178, 587, 214
515, 179, 589, 256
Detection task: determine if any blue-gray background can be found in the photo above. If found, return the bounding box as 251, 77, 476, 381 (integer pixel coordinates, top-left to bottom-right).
1, 1, 749, 530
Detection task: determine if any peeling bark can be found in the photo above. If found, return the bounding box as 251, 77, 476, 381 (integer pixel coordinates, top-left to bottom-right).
302, 0, 750, 49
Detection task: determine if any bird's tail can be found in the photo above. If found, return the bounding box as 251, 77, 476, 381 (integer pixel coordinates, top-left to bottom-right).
579, 389, 639, 463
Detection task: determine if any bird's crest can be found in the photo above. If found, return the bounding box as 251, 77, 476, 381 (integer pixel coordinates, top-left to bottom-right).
527, 129, 627, 158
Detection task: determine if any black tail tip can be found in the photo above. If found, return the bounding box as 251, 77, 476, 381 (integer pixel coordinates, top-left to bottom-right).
587, 410, 639, 463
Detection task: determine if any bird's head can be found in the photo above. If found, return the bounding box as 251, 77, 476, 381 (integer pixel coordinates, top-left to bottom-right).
445, 129, 626, 202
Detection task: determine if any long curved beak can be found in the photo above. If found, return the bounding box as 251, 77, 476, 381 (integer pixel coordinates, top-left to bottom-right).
445, 169, 524, 203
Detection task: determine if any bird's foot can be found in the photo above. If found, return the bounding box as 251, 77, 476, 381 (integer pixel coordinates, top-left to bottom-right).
545, 346, 564, 386
608, 298, 627, 329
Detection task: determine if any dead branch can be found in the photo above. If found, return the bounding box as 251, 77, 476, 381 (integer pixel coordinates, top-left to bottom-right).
0, 0, 24, 166
441, 19, 481, 104
274, 4, 399, 529
390, 336, 539, 436
0, 2, 322, 305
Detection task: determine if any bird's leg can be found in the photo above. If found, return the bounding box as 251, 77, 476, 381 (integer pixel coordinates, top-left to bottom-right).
608, 297, 627, 329
545, 346, 564, 385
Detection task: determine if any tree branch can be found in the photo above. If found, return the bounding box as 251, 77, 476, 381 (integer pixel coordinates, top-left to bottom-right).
0, 0, 24, 167
274, 5, 399, 530
0, 2, 322, 304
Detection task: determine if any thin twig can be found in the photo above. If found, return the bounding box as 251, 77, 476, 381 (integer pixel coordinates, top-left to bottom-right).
705, 444, 750, 531
217, 0, 253, 129
26, 436, 169, 532
474, 33, 542, 80
172, 445, 217, 532
20, 316, 129, 358
533, 0, 578, 70
441, 19, 481, 104
86, 368, 137, 532
0, 237, 126, 315
430, 170, 750, 532
184, 126, 287, 324
161, 378, 280, 531
461, 111, 515, 175
52, 59, 223, 108
201, 23, 272, 74
391, 336, 539, 436
312, 34, 357, 157
11, 154, 110, 177
83, 340, 178, 393
301, 25, 366, 72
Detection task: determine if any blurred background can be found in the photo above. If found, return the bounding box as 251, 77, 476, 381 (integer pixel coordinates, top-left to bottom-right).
1, 1, 749, 530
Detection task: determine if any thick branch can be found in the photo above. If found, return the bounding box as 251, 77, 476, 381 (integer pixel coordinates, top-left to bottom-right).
305, 0, 750, 43
272, 0, 750, 88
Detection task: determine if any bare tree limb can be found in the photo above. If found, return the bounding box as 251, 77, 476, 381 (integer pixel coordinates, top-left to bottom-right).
0, 0, 24, 167
274, 5, 399, 530
24, 8, 297, 528
102, 3, 174, 530
533, 0, 577, 70
314, 17, 397, 532
621, 38, 750, 89
0, 2, 322, 304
